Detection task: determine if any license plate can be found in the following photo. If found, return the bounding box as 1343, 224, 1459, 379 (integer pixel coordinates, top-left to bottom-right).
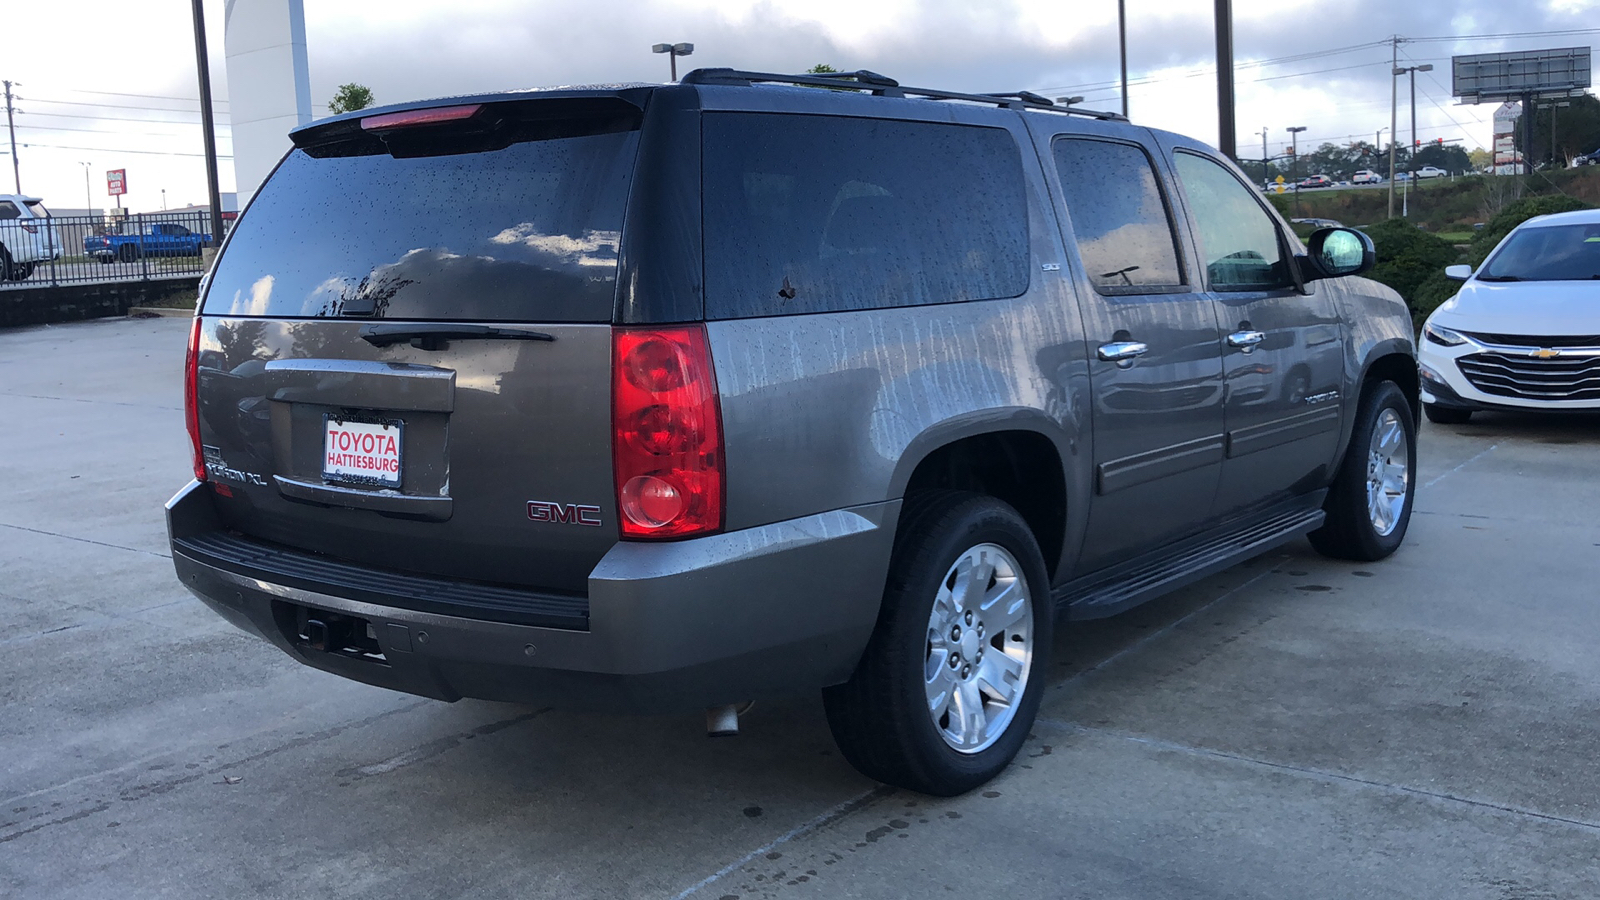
323, 417, 403, 488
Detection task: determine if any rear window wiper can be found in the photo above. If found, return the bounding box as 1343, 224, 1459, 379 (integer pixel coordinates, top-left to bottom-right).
358, 323, 556, 350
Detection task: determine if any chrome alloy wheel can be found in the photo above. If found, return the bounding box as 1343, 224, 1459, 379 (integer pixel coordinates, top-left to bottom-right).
924, 543, 1034, 754
1365, 408, 1409, 537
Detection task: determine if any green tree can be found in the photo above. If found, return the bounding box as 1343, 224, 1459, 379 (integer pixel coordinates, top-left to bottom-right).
806, 64, 839, 74
328, 83, 375, 115
1363, 218, 1458, 321
1513, 94, 1600, 167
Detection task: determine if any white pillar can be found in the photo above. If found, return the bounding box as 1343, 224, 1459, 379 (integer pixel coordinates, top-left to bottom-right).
224, 0, 312, 205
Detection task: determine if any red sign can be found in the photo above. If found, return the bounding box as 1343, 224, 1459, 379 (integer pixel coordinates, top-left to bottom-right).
106, 169, 127, 197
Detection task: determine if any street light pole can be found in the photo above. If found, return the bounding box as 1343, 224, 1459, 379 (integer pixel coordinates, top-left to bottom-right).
1288, 125, 1306, 215
80, 162, 92, 216
1117, 0, 1129, 118
1214, 0, 1236, 161
189, 0, 225, 248
651, 42, 694, 83
1390, 63, 1432, 217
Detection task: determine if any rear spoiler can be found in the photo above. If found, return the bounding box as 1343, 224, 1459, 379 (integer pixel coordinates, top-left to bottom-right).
290, 87, 658, 158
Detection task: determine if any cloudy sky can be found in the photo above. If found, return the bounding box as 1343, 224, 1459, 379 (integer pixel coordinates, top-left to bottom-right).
6, 0, 1598, 212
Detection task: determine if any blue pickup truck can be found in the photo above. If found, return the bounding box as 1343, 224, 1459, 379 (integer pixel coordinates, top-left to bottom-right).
85, 222, 212, 263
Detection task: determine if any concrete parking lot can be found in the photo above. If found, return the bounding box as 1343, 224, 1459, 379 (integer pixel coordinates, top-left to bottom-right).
3, 316, 1598, 899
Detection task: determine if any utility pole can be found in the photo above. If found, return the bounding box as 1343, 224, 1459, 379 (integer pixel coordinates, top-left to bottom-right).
1215, 0, 1236, 161
1288, 125, 1307, 216
189, 0, 225, 247
3, 80, 19, 194
1261, 127, 1270, 187
1387, 37, 1401, 219
1118, 0, 1129, 118
80, 161, 91, 216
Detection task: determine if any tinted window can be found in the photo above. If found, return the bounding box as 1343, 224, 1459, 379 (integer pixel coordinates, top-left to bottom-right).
1480, 223, 1600, 281
703, 114, 1030, 318
1172, 152, 1292, 291
203, 129, 638, 321
1052, 138, 1184, 293
0, 202, 18, 220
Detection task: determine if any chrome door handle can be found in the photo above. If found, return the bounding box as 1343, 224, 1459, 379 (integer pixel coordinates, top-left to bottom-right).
1097, 341, 1149, 367
1227, 330, 1266, 351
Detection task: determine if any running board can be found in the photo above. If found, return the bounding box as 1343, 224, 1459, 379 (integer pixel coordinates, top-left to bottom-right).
1054, 496, 1326, 621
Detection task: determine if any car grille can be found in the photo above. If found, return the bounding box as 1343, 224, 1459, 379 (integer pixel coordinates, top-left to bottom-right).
1462, 331, 1600, 349
1456, 351, 1600, 402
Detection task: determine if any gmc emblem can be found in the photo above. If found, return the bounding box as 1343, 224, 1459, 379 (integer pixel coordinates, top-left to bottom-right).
527, 500, 603, 527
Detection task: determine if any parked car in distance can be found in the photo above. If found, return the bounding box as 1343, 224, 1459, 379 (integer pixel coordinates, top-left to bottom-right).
85, 221, 212, 263
1291, 217, 1344, 229
1419, 208, 1600, 424
0, 194, 63, 281
1352, 170, 1384, 184
1415, 166, 1447, 179
168, 69, 1419, 796
1298, 174, 1334, 188
1574, 148, 1600, 167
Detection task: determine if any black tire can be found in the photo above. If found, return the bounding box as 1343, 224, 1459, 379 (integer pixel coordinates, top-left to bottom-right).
823, 491, 1053, 796
1309, 380, 1416, 561
117, 244, 139, 263
0, 248, 11, 283
14, 261, 33, 281
1423, 403, 1472, 425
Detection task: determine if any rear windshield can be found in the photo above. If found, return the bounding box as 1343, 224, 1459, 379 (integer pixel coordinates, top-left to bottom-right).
204, 129, 638, 321
703, 113, 1030, 319
24, 201, 48, 217
1479, 223, 1600, 282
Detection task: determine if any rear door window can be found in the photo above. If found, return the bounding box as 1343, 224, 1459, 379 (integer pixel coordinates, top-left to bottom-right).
0, 202, 18, 220
203, 126, 639, 321
1050, 138, 1185, 293
702, 114, 1030, 318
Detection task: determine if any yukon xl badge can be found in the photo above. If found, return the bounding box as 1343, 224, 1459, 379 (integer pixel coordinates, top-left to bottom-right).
527, 500, 603, 527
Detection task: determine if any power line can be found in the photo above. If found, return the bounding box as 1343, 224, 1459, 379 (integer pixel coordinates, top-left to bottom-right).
10, 140, 233, 159
53, 87, 227, 104
24, 95, 228, 115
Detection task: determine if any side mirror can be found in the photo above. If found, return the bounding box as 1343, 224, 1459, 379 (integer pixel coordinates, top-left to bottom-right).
1301, 227, 1375, 281
1444, 264, 1472, 281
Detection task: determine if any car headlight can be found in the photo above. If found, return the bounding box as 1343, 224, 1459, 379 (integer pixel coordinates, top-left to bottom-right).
1423, 322, 1467, 347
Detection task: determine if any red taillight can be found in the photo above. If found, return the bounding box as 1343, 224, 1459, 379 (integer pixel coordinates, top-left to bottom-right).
185, 316, 207, 483
613, 326, 723, 539
360, 104, 482, 130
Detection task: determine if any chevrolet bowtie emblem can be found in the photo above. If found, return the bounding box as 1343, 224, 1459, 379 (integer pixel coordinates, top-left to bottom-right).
1533, 347, 1562, 360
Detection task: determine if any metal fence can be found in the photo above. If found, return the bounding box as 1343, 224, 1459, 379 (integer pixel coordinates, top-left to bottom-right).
0, 211, 234, 290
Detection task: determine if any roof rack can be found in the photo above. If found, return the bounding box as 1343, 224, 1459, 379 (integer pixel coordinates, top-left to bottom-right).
680, 68, 1128, 121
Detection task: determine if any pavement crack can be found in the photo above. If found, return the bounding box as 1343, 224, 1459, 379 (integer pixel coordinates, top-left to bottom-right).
336, 709, 552, 780
671, 786, 896, 900
0, 390, 181, 411
0, 521, 170, 559
1037, 718, 1600, 834
0, 803, 112, 845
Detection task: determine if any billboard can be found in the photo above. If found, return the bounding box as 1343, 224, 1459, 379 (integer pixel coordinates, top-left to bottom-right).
106, 169, 127, 197
1453, 47, 1591, 103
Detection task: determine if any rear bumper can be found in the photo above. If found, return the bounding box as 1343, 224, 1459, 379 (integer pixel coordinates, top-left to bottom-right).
168, 481, 897, 713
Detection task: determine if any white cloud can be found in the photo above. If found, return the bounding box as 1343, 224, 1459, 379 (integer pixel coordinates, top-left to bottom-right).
5, 0, 1594, 210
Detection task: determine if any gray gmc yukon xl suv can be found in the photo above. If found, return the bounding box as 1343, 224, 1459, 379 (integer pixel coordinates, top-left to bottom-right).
168, 69, 1417, 795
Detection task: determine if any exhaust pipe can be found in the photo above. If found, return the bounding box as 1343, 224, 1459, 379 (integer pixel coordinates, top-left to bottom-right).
705, 702, 752, 737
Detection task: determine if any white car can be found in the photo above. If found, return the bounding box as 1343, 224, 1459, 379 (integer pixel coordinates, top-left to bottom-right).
1415, 166, 1447, 179
0, 194, 63, 281
1352, 170, 1384, 184
1418, 208, 1600, 423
